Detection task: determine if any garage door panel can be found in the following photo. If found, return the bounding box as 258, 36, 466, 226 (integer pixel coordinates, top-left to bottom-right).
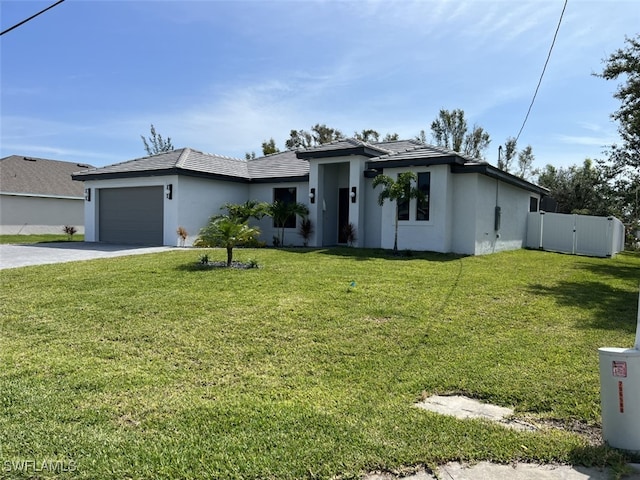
99, 186, 163, 245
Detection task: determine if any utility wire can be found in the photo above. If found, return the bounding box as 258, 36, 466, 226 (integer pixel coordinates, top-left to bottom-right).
1, 0, 66, 37
515, 0, 568, 143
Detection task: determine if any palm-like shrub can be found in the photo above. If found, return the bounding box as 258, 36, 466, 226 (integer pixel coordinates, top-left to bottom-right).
268, 201, 309, 246
372, 172, 423, 251
298, 218, 314, 247
195, 216, 261, 266
221, 200, 270, 222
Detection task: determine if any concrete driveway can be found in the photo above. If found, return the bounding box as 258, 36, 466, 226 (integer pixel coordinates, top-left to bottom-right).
0, 242, 175, 270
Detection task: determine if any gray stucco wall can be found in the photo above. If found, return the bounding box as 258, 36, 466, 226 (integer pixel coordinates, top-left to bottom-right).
0, 194, 84, 235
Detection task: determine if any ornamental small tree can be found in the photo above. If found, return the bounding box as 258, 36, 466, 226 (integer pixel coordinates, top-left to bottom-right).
372, 172, 423, 252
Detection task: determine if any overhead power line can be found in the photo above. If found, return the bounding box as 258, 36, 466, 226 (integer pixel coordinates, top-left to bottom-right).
0, 0, 66, 37
515, 0, 568, 143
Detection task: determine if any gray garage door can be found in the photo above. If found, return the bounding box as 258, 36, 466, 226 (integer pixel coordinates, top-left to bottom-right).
99, 186, 164, 245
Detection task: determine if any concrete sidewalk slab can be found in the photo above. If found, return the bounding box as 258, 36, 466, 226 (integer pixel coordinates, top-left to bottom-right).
0, 242, 175, 269
365, 462, 640, 480
438, 462, 630, 479
415, 395, 536, 431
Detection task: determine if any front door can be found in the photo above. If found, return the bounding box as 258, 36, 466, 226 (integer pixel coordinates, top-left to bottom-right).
338, 188, 349, 244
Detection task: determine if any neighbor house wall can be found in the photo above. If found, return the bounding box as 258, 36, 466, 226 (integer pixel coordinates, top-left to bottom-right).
0, 194, 85, 235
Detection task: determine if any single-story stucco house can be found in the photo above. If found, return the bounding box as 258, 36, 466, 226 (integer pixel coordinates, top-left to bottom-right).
71, 139, 549, 255
1, 155, 92, 235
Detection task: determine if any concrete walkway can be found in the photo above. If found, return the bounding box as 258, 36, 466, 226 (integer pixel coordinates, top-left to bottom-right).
363, 395, 640, 480
0, 242, 175, 269
366, 462, 640, 480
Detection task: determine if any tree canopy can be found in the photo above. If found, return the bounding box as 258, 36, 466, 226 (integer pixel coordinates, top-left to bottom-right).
285, 124, 345, 150
141, 124, 173, 156
427, 108, 491, 160
597, 34, 640, 173
536, 160, 609, 216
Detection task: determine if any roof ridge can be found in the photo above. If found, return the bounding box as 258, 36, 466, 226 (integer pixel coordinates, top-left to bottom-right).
175, 147, 191, 167
186, 147, 245, 162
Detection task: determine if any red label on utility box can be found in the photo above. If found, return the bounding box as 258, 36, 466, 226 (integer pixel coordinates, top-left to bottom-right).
618, 381, 625, 413
612, 361, 627, 378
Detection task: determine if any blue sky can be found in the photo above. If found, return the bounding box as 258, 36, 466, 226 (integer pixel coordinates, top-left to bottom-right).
1, 0, 638, 172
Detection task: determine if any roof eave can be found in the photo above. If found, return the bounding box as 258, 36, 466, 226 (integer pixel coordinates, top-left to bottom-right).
365, 155, 462, 170
72, 167, 251, 183
251, 175, 309, 184
451, 164, 549, 195
296, 145, 387, 160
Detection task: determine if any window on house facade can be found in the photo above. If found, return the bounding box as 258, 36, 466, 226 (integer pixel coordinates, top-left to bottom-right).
397, 198, 410, 220
416, 172, 431, 221
529, 196, 539, 212
273, 187, 297, 228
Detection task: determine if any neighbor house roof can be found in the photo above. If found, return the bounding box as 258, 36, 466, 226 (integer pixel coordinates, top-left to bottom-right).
0, 155, 93, 198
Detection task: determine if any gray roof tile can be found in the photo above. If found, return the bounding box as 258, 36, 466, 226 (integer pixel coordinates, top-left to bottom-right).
297, 138, 393, 156
72, 148, 308, 181
247, 150, 309, 179
1, 155, 93, 197
370, 143, 480, 164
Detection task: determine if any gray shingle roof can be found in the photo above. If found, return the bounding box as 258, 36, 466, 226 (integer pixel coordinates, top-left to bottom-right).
72, 148, 310, 182
372, 139, 425, 153
0, 155, 93, 197
247, 150, 309, 179
72, 148, 244, 178
69, 141, 545, 197
296, 138, 394, 156
370, 143, 480, 165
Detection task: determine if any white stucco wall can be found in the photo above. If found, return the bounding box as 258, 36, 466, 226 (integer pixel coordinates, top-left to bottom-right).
349, 158, 367, 247
0, 194, 85, 235
248, 181, 311, 247
451, 173, 539, 255
451, 174, 478, 255
176, 176, 249, 246
376, 165, 454, 253
363, 177, 382, 248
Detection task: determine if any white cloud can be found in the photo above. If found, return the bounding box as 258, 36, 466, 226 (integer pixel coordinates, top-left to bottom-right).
555, 134, 614, 147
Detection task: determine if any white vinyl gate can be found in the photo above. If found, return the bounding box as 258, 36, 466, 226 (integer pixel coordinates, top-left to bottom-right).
526, 212, 625, 257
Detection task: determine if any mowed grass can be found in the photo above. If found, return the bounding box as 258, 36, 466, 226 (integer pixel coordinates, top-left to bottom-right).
0, 234, 84, 244
1, 248, 639, 479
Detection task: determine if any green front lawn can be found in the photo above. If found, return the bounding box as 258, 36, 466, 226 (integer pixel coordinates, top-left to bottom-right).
1, 248, 638, 479
0, 233, 84, 244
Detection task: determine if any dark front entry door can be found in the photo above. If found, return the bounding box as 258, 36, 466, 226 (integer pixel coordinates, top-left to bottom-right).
338, 188, 349, 244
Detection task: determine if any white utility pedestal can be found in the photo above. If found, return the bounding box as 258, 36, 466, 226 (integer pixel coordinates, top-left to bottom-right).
598, 289, 640, 453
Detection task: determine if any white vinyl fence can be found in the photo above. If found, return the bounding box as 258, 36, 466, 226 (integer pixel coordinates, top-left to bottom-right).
526, 212, 625, 257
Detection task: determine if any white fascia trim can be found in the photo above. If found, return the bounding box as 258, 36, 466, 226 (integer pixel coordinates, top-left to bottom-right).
0, 191, 83, 200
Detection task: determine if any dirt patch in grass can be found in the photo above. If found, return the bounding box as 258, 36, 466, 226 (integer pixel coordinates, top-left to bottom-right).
195, 260, 259, 269
529, 417, 603, 446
